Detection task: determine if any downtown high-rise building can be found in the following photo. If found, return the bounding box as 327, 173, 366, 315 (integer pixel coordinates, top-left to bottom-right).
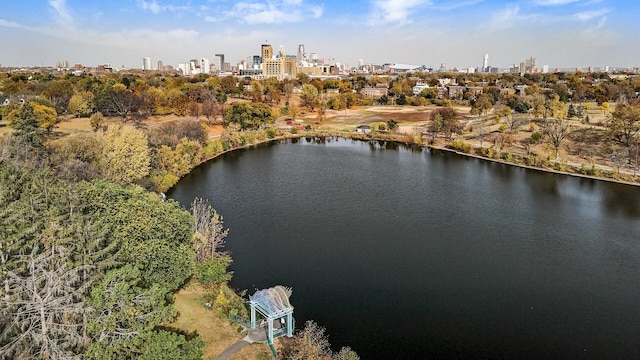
483, 53, 489, 72
143, 56, 152, 71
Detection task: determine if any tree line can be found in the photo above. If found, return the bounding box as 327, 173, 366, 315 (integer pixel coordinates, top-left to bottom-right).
0, 98, 238, 358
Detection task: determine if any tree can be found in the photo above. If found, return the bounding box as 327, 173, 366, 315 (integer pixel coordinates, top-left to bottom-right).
195, 255, 232, 287
280, 320, 332, 360
201, 99, 223, 123
545, 95, 568, 120
608, 100, 640, 155
90, 112, 105, 132
502, 107, 523, 133
43, 80, 74, 114
6, 102, 47, 153
95, 84, 142, 122
85, 265, 178, 358
470, 93, 492, 117
289, 105, 300, 121
301, 84, 319, 111
476, 118, 489, 148
48, 132, 102, 181
542, 118, 571, 160
225, 102, 274, 130
429, 107, 461, 141
333, 347, 360, 360
396, 93, 407, 105
68, 91, 95, 118
249, 80, 264, 103
428, 113, 443, 143
191, 197, 229, 263
1, 244, 88, 360
99, 125, 151, 185
387, 118, 398, 132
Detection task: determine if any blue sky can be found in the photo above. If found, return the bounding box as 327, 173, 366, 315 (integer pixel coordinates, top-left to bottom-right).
0, 0, 638, 70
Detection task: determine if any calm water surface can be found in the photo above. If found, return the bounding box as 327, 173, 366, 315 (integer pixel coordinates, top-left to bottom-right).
169, 138, 640, 359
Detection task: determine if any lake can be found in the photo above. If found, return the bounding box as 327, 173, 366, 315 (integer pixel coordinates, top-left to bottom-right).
168, 137, 640, 359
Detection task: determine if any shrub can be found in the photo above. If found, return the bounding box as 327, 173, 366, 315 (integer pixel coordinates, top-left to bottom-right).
501, 152, 514, 161
449, 139, 471, 153
265, 128, 277, 139
580, 164, 599, 176
150, 171, 180, 193
530, 131, 542, 144
203, 139, 225, 158
195, 255, 233, 287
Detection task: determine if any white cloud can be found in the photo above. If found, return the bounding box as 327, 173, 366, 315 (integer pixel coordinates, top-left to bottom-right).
138, 0, 162, 14
368, 0, 430, 26
488, 3, 522, 29
137, 0, 192, 15
311, 5, 323, 18
222, 1, 324, 25
431, 0, 484, 11
0, 19, 27, 29
534, 0, 580, 5
48, 0, 74, 29
573, 8, 610, 21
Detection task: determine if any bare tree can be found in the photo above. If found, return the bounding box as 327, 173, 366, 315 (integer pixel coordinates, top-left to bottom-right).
503, 109, 524, 133
542, 118, 571, 160
519, 137, 533, 157
475, 119, 489, 149
280, 320, 332, 360
1, 244, 88, 359
191, 198, 229, 263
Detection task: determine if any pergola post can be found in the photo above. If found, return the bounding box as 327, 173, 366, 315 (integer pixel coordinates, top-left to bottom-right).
268, 318, 274, 343
250, 303, 257, 329
286, 312, 293, 337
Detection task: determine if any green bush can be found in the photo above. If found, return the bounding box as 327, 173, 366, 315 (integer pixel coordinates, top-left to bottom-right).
501, 152, 514, 161
265, 128, 277, 139
580, 164, 599, 176
195, 255, 233, 287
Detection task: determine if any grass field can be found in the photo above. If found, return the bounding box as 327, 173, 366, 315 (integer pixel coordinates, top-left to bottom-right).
169, 283, 274, 360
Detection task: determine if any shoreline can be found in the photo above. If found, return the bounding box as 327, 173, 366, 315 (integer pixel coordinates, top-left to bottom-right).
175, 130, 640, 192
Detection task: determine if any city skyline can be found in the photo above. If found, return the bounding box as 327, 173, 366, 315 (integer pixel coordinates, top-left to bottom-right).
0, 0, 638, 70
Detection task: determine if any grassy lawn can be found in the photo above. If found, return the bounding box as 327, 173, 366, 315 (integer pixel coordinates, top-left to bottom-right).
169, 283, 273, 360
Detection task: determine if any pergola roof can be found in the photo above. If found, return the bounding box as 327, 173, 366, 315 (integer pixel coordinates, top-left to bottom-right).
249, 285, 293, 318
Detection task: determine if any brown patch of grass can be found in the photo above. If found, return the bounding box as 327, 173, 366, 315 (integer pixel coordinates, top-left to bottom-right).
169, 283, 271, 360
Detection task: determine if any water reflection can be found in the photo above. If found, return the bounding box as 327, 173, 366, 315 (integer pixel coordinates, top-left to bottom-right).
602, 184, 640, 218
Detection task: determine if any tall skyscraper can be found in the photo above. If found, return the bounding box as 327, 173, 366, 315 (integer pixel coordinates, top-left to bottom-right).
143, 56, 152, 71
215, 54, 224, 68
252, 55, 261, 69
297, 44, 305, 63
261, 44, 273, 61
201, 58, 210, 74
483, 53, 489, 72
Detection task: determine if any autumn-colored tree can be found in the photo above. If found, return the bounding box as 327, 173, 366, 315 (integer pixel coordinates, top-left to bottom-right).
301, 84, 319, 110
68, 91, 95, 117
429, 107, 461, 141
42, 79, 74, 114
470, 93, 493, 117
608, 100, 640, 157
99, 125, 150, 185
